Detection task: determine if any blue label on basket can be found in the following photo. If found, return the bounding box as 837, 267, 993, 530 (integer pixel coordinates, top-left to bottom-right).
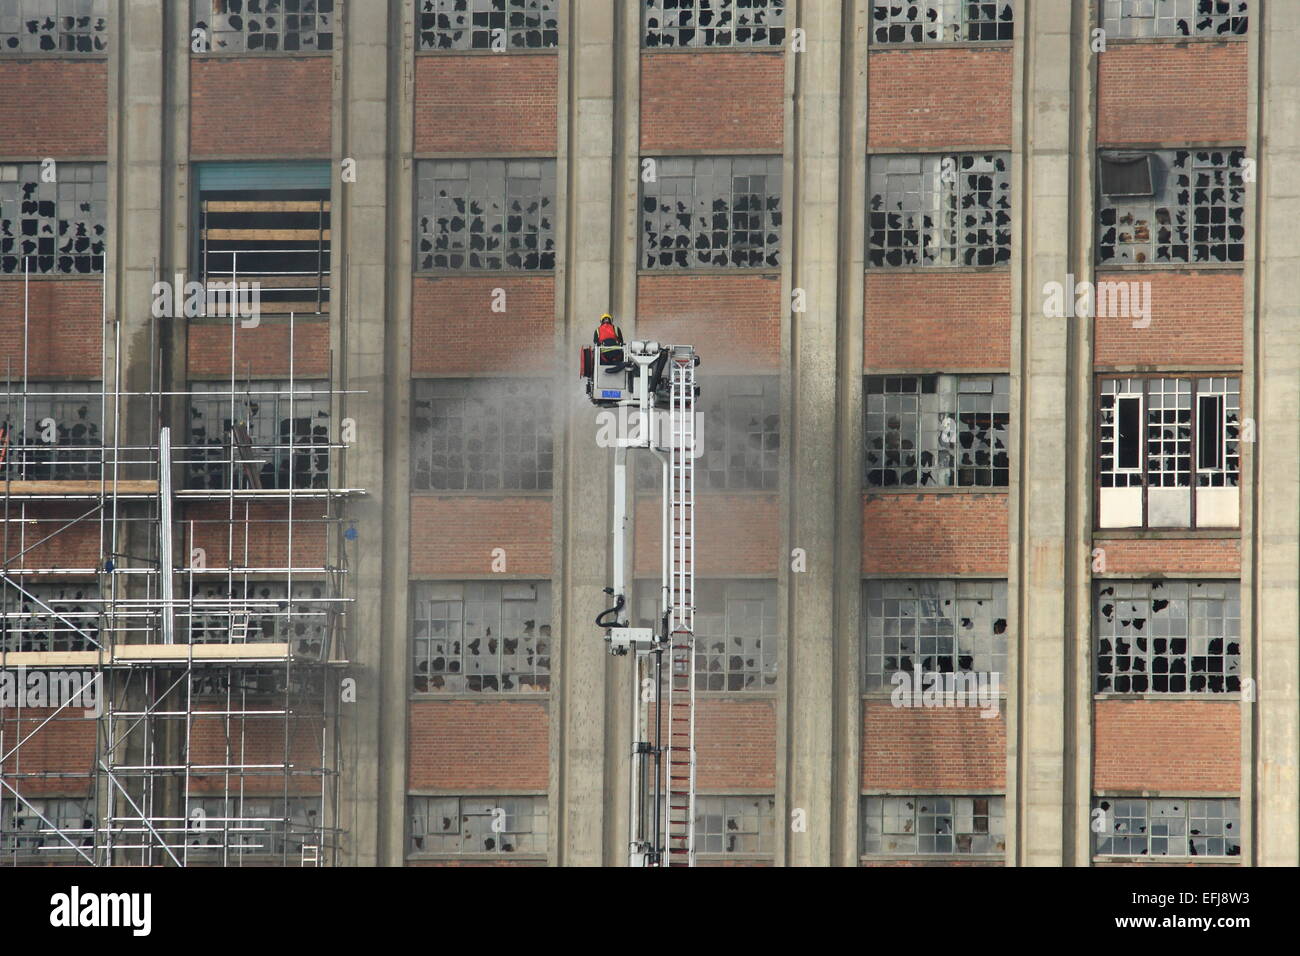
601, 390, 621, 398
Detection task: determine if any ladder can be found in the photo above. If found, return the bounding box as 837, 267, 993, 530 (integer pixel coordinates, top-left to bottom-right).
663, 352, 696, 867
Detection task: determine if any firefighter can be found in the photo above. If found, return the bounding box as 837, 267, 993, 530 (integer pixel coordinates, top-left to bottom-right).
594, 313, 625, 367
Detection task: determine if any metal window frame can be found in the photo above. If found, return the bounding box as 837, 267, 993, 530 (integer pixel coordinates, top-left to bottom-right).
1100, 0, 1248, 39
642, 0, 787, 49
191, 0, 336, 55
415, 0, 560, 52
407, 794, 549, 855
0, 161, 108, 275
861, 794, 1007, 856
692, 794, 776, 856
868, 0, 1015, 45
0, 0, 108, 54
1092, 796, 1241, 858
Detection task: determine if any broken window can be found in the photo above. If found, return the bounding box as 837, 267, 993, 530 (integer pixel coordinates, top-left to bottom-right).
0, 382, 102, 481
409, 795, 548, 854
1098, 376, 1239, 528
0, 0, 107, 53
192, 0, 334, 53
184, 580, 330, 655
643, 0, 785, 47
188, 380, 331, 490
862, 795, 1006, 855
411, 378, 553, 491
1097, 149, 1245, 264
0, 798, 93, 856
185, 798, 321, 855
417, 0, 558, 50
415, 159, 556, 271
864, 375, 1010, 488
0, 162, 106, 275
641, 156, 783, 270
410, 581, 551, 693
1093, 797, 1240, 857
868, 153, 1011, 267
1095, 580, 1240, 694
694, 795, 775, 855
870, 1, 1013, 44
0, 582, 99, 653
862, 580, 1007, 691
1101, 0, 1247, 38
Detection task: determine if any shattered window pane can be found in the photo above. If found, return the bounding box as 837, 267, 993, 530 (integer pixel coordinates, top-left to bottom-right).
0, 382, 102, 480
1093, 798, 1240, 857
0, 0, 108, 53
862, 580, 1008, 691
868, 153, 1011, 267
1097, 149, 1245, 264
188, 380, 331, 490
0, 162, 106, 274
862, 795, 1005, 855
641, 155, 783, 270
185, 798, 321, 855
864, 375, 1010, 488
0, 798, 93, 856
411, 581, 551, 693
643, 0, 786, 48
411, 378, 553, 491
1095, 580, 1240, 694
185, 580, 331, 655
417, 0, 558, 51
193, 0, 334, 54
0, 581, 99, 653
870, 1, 1013, 44
694, 795, 775, 855
702, 375, 779, 490
409, 795, 548, 854
1101, 0, 1247, 38
415, 159, 556, 271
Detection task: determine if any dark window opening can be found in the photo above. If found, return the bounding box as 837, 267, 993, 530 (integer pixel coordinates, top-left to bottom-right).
1116, 396, 1141, 470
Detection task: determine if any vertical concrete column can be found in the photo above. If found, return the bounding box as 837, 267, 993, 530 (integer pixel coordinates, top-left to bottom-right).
335, 1, 397, 866
556, 0, 617, 866
1012, 0, 1074, 866
782, 0, 843, 867
1253, 2, 1300, 868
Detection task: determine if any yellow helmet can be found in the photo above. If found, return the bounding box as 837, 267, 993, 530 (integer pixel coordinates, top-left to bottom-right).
600, 313, 613, 322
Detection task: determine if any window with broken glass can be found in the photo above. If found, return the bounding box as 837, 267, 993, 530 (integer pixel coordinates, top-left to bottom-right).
411, 378, 553, 491
0, 0, 107, 53
185, 797, 322, 855
695, 580, 777, 691
0, 582, 99, 653
641, 156, 782, 270
643, 0, 785, 47
1101, 0, 1247, 38
864, 374, 1010, 488
870, 1, 1013, 44
417, 0, 558, 50
694, 795, 775, 855
1, 798, 93, 856
411, 581, 551, 693
1098, 376, 1240, 528
0, 162, 106, 274
1095, 580, 1240, 694
409, 795, 548, 854
184, 580, 331, 655
862, 795, 1006, 855
188, 380, 331, 490
867, 153, 1010, 267
0, 382, 102, 481
415, 159, 556, 271
1093, 797, 1240, 857
192, 0, 333, 54
1097, 149, 1245, 264
862, 580, 1007, 691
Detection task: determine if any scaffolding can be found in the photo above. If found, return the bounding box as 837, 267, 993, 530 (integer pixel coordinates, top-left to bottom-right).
0, 259, 362, 865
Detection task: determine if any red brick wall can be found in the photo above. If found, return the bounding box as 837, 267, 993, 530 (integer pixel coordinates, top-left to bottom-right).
411, 276, 554, 375
1093, 271, 1242, 367
864, 272, 1010, 370
414, 56, 557, 153
0, 61, 107, 156
863, 494, 1009, 575
190, 58, 332, 157
0, 506, 100, 575
640, 52, 784, 151
0, 281, 103, 377
409, 496, 552, 576
1094, 699, 1239, 792
0, 708, 96, 797
695, 698, 776, 790
862, 700, 1005, 789
407, 699, 548, 790
1097, 42, 1247, 145
867, 48, 1012, 148
1091, 537, 1240, 575
187, 320, 331, 377
188, 708, 324, 795
635, 494, 778, 576
183, 502, 327, 570
636, 274, 781, 372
